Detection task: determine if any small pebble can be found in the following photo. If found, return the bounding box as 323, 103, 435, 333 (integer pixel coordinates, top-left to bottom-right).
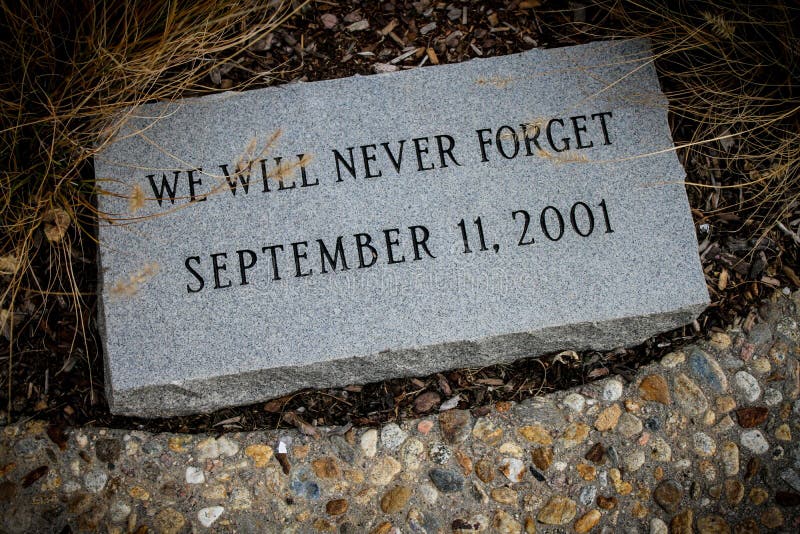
602, 380, 624, 401
499, 457, 525, 483
775, 423, 792, 441
734, 371, 762, 402
83, 470, 108, 493
429, 443, 451, 464
198, 506, 224, 528
673, 374, 709, 416
751, 357, 771, 374
617, 413, 643, 438
653, 479, 683, 513
563, 392, 586, 412
381, 423, 409, 451
185, 466, 205, 484
537, 495, 577, 525
649, 517, 668, 534
428, 468, 463, 493
740, 429, 770, 454
720, 442, 739, 476
760, 506, 784, 529
639, 375, 672, 404
660, 351, 686, 368
492, 510, 522, 534
764, 388, 783, 406
693, 432, 716, 457
579, 485, 597, 506
360, 429, 378, 457
649, 437, 672, 462
624, 450, 646, 473
696, 515, 731, 534
595, 404, 622, 431
688, 349, 729, 393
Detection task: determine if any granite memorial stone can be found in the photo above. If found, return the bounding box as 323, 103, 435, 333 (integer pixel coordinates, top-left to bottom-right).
95, 39, 709, 417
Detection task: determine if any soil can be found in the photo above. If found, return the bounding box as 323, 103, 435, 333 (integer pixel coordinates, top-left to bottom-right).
1, 0, 798, 434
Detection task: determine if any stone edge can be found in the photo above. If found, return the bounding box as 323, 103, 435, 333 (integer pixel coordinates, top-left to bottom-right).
108, 301, 708, 418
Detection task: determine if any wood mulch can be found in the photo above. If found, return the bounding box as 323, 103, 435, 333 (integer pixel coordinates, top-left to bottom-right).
1, 1, 798, 433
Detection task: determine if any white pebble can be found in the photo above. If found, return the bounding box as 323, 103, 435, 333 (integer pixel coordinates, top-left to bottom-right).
83, 470, 108, 493
734, 371, 762, 402
499, 457, 525, 482
562, 393, 586, 412
215, 437, 239, 457
692, 432, 716, 457
673, 458, 692, 470
198, 506, 224, 528
650, 517, 669, 534
764, 388, 783, 406
741, 429, 770, 455
602, 380, 624, 402
553, 461, 568, 471
360, 429, 378, 458
419, 482, 439, 504
624, 450, 645, 472
185, 466, 205, 484
381, 423, 408, 451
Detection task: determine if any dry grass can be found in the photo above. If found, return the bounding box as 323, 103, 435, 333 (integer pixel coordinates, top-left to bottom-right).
567, 1, 799, 239
0, 0, 306, 417
0, 0, 797, 422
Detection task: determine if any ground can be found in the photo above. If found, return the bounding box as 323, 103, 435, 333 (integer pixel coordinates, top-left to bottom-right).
1, 291, 799, 532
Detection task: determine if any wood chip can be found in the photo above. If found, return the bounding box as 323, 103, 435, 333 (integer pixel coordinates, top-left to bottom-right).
426, 47, 439, 65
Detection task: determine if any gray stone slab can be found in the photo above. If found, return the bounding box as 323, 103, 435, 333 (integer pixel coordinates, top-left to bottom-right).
95, 39, 709, 417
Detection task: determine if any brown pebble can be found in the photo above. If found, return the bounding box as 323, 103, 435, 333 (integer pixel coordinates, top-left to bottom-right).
524, 516, 536, 534
697, 514, 731, 534
380, 486, 411, 514
439, 410, 472, 444
716, 396, 737, 413
153, 508, 186, 534
313, 518, 336, 532
594, 404, 622, 432
574, 509, 601, 534
639, 374, 671, 404
749, 487, 769, 506
370, 521, 393, 534
734, 518, 759, 534
597, 495, 618, 510
531, 447, 554, 471
745, 457, 760, 481
760, 506, 784, 529
537, 495, 577, 525
475, 458, 495, 483
631, 501, 648, 519
735, 407, 769, 428
326, 498, 349, 516
654, 466, 665, 481
653, 480, 683, 513
576, 463, 596, 481
491, 487, 518, 505
454, 450, 473, 476
312, 457, 339, 479
584, 443, 605, 464
725, 479, 744, 505
671, 509, 694, 534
